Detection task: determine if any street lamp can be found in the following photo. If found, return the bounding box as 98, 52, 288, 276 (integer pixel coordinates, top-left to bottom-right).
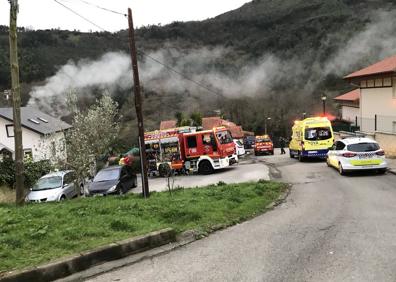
264, 117, 271, 135
3, 89, 11, 101
321, 94, 327, 116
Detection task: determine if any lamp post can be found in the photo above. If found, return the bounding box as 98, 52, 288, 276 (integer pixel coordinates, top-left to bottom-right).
321, 94, 327, 116
264, 117, 271, 135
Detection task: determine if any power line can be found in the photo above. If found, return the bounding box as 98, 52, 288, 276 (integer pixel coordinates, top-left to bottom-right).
52, 0, 225, 98
54, 0, 107, 31
75, 0, 127, 17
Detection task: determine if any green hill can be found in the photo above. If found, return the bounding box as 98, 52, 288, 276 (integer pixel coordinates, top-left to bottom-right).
0, 0, 395, 147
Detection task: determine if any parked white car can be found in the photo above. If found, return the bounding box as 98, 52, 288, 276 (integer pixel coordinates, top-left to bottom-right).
25, 170, 81, 203
326, 137, 387, 175
234, 139, 246, 156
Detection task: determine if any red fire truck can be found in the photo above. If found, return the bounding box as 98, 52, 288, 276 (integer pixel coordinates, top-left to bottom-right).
144, 127, 238, 175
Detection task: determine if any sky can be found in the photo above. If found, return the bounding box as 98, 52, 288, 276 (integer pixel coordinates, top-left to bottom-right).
0, 0, 250, 32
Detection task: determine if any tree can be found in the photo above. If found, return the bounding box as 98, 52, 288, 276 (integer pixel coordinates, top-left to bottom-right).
65, 91, 120, 193
190, 112, 202, 127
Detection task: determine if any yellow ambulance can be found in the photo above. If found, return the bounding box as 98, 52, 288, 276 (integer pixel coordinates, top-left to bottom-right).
289, 117, 334, 161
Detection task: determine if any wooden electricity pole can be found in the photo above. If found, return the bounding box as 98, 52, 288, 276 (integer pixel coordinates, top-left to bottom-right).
9, 0, 25, 205
127, 8, 149, 198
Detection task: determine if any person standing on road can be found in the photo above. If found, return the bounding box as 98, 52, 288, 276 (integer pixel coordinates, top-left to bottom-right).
279, 137, 286, 154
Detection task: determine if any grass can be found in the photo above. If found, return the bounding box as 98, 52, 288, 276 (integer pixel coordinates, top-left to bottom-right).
0, 186, 14, 204
0, 181, 286, 273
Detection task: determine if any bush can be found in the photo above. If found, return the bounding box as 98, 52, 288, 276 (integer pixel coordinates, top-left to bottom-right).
0, 159, 52, 189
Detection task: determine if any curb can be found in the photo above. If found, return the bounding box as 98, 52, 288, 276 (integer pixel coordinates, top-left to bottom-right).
388, 169, 396, 175
58, 186, 292, 281
0, 228, 176, 282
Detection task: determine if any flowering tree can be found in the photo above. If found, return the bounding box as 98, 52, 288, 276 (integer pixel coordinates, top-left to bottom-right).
65, 92, 120, 192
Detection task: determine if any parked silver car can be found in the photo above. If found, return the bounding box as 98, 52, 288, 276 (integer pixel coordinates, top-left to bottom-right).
25, 170, 81, 203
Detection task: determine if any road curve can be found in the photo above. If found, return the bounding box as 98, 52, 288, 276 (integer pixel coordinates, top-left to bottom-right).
88, 150, 396, 282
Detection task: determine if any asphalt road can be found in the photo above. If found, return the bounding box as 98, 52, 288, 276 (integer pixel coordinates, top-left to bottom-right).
88, 149, 396, 282
132, 153, 270, 192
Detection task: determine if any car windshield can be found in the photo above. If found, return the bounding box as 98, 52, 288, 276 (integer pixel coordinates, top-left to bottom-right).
235, 140, 243, 146
32, 176, 62, 191
94, 168, 120, 182
347, 142, 380, 152
256, 138, 271, 143
305, 127, 332, 141
216, 131, 233, 144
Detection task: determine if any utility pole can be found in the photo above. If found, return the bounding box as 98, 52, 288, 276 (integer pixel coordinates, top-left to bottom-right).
9, 0, 25, 206
264, 117, 271, 135
127, 8, 149, 198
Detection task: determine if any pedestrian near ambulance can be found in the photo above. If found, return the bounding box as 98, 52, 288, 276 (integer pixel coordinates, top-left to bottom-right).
279, 137, 286, 154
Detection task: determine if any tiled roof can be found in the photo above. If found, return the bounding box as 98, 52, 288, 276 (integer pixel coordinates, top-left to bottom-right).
202, 117, 223, 130
334, 89, 360, 102
160, 120, 177, 130
345, 54, 396, 79
228, 125, 244, 139
0, 107, 71, 135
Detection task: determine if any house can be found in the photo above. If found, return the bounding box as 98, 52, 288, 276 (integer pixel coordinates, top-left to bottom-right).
342, 54, 396, 156
344, 54, 396, 133
160, 120, 177, 130
202, 117, 252, 139
333, 89, 360, 125
0, 107, 72, 162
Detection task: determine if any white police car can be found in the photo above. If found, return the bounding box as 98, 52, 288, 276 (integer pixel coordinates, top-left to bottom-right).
326, 137, 387, 175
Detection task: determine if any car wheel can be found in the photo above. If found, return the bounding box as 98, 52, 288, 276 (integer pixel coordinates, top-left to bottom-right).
298, 151, 304, 162
270, 150, 274, 155
377, 168, 387, 174
117, 186, 124, 195
198, 160, 214, 175
338, 163, 345, 175
60, 195, 66, 201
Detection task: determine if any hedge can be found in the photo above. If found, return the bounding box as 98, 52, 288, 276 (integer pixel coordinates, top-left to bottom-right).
0, 158, 52, 189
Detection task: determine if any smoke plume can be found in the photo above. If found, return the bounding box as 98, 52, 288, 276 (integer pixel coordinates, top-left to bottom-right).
28, 9, 396, 117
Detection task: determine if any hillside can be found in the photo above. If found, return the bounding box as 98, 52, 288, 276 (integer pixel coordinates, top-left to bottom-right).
0, 0, 395, 148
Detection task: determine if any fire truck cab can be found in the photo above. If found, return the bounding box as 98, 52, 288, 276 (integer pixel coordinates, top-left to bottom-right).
180, 127, 238, 174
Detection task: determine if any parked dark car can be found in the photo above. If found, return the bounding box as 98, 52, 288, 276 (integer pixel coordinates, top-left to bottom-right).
244, 136, 256, 149
88, 166, 137, 196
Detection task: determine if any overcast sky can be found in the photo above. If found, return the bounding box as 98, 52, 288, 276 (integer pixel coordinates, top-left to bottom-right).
0, 0, 250, 32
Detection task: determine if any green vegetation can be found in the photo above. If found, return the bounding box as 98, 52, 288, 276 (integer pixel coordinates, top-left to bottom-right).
0, 159, 52, 189
1, 0, 394, 147
0, 181, 286, 273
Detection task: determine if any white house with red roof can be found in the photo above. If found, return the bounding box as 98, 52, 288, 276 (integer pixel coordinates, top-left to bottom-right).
334, 89, 360, 125
0, 107, 71, 162
344, 54, 396, 133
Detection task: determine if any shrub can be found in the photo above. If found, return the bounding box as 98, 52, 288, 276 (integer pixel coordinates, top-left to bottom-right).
0, 159, 52, 189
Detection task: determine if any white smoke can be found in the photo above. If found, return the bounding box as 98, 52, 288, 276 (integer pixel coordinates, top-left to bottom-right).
324, 10, 396, 75
28, 47, 284, 116
28, 9, 396, 117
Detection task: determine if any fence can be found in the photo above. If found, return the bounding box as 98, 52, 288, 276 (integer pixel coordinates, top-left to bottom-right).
348, 115, 396, 134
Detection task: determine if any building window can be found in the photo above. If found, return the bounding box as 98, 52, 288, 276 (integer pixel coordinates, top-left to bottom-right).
360, 80, 367, 88
384, 77, 392, 87
367, 80, 375, 87
5, 124, 14, 137
24, 149, 33, 159
374, 79, 383, 87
